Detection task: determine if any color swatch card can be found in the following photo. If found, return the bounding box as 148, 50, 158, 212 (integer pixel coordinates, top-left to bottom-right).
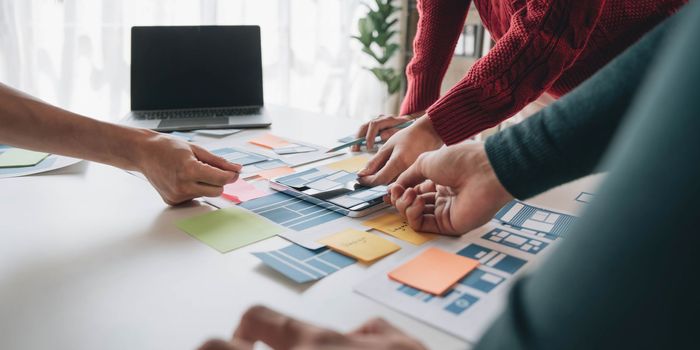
319, 229, 400, 263
249, 134, 291, 149
0, 149, 50, 168
325, 155, 370, 173
176, 206, 284, 253
389, 247, 479, 295
363, 213, 435, 245
222, 179, 268, 203
253, 244, 356, 283
255, 166, 295, 180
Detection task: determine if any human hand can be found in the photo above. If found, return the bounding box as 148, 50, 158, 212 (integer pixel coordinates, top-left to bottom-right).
199, 305, 427, 350
357, 116, 443, 186
389, 142, 513, 235
134, 131, 241, 205
351, 111, 423, 152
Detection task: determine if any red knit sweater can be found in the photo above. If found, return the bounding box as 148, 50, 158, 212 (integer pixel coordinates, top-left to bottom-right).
402, 0, 687, 144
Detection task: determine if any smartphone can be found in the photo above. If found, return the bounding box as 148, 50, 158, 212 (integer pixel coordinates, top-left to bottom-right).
268, 167, 389, 217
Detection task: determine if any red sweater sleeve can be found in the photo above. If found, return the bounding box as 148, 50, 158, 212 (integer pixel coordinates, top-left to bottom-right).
426, 0, 606, 145
399, 0, 471, 116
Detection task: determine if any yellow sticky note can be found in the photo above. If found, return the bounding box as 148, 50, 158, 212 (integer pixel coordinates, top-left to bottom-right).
325, 155, 370, 173
319, 229, 400, 263
389, 247, 479, 295
363, 213, 434, 245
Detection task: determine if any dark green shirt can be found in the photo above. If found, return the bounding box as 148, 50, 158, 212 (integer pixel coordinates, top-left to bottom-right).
476, 2, 699, 348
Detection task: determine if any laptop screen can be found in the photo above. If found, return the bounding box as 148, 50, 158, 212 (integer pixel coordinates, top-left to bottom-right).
130, 25, 263, 111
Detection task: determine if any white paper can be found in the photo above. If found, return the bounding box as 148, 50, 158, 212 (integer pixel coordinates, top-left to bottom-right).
355, 222, 560, 343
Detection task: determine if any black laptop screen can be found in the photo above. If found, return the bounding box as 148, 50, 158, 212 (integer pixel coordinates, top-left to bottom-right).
130, 25, 263, 111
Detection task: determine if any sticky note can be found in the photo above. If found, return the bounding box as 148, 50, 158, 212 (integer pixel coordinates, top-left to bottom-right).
222, 179, 267, 203
176, 206, 284, 253
0, 149, 50, 168
249, 134, 291, 149
256, 166, 295, 180
319, 229, 400, 263
325, 155, 370, 173
389, 247, 479, 295
363, 213, 434, 245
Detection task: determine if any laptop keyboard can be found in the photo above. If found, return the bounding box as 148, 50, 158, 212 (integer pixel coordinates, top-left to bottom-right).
136, 107, 260, 120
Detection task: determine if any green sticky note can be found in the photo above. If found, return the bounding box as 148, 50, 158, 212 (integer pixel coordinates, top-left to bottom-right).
0, 149, 50, 168
176, 206, 284, 253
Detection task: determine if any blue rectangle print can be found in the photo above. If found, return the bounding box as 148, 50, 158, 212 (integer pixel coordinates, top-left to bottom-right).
240, 192, 343, 231
482, 229, 549, 254
458, 268, 504, 293
445, 293, 480, 315
494, 200, 577, 238
253, 244, 355, 283
458, 244, 526, 275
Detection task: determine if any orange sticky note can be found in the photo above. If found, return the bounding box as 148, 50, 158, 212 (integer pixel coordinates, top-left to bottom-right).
389, 247, 479, 295
222, 179, 268, 203
256, 166, 295, 180
249, 134, 291, 149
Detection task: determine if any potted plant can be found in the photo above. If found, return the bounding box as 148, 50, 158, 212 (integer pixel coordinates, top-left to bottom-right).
353, 0, 402, 114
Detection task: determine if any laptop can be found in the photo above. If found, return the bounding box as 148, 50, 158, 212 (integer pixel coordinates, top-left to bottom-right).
123, 25, 271, 131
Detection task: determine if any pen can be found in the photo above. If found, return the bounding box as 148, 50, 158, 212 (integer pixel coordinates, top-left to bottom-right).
326, 120, 414, 153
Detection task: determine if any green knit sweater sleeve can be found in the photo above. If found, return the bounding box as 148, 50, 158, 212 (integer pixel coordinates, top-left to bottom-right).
483, 18, 669, 199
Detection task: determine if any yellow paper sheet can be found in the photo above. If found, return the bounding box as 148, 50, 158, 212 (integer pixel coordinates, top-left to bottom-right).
319, 228, 400, 263
363, 213, 434, 245
325, 155, 370, 173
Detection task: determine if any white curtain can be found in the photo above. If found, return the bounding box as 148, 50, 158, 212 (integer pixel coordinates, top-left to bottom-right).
0, 0, 399, 122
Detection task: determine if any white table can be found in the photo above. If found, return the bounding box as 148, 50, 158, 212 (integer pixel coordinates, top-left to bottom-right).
0, 107, 598, 350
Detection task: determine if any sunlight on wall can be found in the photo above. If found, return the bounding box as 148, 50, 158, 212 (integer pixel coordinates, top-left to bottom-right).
0, 0, 399, 121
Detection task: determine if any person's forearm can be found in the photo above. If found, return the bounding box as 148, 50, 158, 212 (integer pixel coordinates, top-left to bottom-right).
483, 14, 671, 199
399, 0, 470, 116
0, 83, 154, 171
476, 2, 700, 347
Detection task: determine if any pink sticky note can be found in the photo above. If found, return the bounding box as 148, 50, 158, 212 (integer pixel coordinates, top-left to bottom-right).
222, 179, 267, 203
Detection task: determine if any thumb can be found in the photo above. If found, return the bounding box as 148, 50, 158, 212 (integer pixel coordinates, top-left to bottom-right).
357, 146, 391, 177
394, 152, 439, 189
192, 145, 242, 173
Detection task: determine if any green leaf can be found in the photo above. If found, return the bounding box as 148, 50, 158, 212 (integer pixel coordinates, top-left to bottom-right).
388, 74, 402, 94
362, 46, 383, 64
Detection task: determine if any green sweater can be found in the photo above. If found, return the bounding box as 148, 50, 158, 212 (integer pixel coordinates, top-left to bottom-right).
484, 15, 668, 199
476, 1, 699, 348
